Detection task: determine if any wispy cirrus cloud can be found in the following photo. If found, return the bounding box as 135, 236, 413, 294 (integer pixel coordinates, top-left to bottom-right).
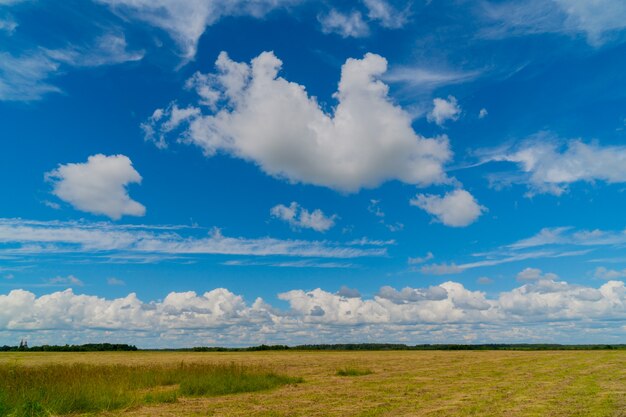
0, 33, 142, 101
457, 249, 592, 270
0, 14, 17, 34
0, 50, 61, 101
44, 33, 144, 67
509, 226, 626, 250
222, 259, 355, 269
383, 66, 481, 92
0, 218, 387, 262
479, 0, 626, 46
416, 226, 610, 275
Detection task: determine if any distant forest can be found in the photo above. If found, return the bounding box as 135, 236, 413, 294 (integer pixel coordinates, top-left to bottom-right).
2, 343, 626, 352
0, 343, 138, 352
186, 343, 626, 351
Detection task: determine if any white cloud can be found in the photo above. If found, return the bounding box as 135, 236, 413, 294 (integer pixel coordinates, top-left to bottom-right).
594, 267, 626, 280
0, 287, 256, 332
278, 283, 490, 325
0, 15, 17, 33
47, 275, 84, 287
43, 200, 61, 210
477, 276, 493, 284
319, 9, 370, 38
141, 104, 201, 149
0, 218, 386, 260
368, 200, 385, 218
482, 135, 626, 196
144, 51, 453, 193
46, 154, 146, 220
336, 286, 361, 298
107, 277, 126, 286
96, 0, 300, 59
497, 279, 612, 318
386, 222, 404, 232
270, 202, 337, 232
318, 1, 409, 39
408, 251, 434, 265
479, 108, 488, 118
516, 267, 558, 282
367, 199, 404, 232
377, 285, 448, 303
419, 262, 463, 275
427, 95, 461, 126
411, 189, 486, 227
3, 277, 626, 346
363, 0, 409, 29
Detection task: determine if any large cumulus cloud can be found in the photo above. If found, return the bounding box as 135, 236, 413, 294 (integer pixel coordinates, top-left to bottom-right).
144, 51, 453, 193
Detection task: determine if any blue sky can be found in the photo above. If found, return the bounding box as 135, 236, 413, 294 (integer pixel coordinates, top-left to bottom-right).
2, 0, 626, 347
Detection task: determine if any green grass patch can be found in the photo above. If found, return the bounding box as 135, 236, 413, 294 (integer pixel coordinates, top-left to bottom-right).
336, 366, 373, 376
0, 362, 302, 417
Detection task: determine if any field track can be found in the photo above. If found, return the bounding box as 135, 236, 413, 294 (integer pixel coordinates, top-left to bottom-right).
2, 350, 626, 416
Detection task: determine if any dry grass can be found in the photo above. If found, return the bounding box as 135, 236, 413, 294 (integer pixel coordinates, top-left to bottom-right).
1, 350, 626, 416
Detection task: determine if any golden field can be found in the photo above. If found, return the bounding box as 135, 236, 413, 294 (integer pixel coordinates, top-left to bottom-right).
2, 350, 626, 416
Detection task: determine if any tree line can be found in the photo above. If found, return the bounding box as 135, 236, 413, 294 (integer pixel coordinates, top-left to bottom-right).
187, 343, 626, 352
2, 343, 625, 352
0, 343, 138, 352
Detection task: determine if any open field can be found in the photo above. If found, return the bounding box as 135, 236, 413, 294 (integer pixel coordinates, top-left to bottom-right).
1, 350, 626, 416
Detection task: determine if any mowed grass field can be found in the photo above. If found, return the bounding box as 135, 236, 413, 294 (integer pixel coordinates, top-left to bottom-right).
1, 350, 626, 416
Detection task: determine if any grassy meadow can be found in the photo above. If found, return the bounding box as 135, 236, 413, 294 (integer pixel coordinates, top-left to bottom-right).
0, 361, 301, 417
1, 350, 625, 416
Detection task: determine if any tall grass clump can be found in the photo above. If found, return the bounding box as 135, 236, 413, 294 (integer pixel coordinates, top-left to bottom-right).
0, 362, 301, 417
178, 363, 302, 396
336, 366, 373, 377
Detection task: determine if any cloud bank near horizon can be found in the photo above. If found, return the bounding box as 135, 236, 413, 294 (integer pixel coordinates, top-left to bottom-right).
2, 271, 625, 347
